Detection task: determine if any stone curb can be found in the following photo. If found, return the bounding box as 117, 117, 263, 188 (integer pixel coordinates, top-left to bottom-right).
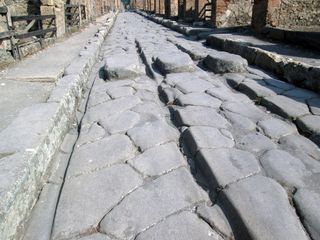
134, 10, 320, 93
0, 12, 117, 240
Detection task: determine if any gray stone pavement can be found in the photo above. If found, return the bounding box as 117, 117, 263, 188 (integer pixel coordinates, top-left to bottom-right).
22, 12, 320, 240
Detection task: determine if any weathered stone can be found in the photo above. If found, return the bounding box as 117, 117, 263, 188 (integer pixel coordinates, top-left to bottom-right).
176, 92, 222, 108
279, 134, 320, 161
263, 78, 294, 91
224, 73, 246, 88
67, 135, 136, 177
165, 71, 211, 87
207, 87, 251, 103
282, 88, 319, 100
155, 52, 195, 74
136, 211, 221, 240
296, 115, 320, 138
221, 101, 267, 122
78, 233, 112, 240
103, 80, 134, 90
99, 168, 206, 239
307, 98, 320, 115
238, 80, 281, 99
294, 188, 320, 240
100, 110, 141, 134
160, 87, 183, 104
218, 175, 309, 240
104, 54, 143, 79
128, 142, 185, 177
134, 89, 158, 102
52, 165, 143, 240
197, 204, 234, 239
257, 118, 297, 140
174, 106, 230, 129
107, 86, 136, 99
260, 149, 310, 188
204, 52, 248, 73
222, 111, 256, 131
261, 95, 310, 120
182, 126, 234, 156
196, 148, 260, 190
88, 90, 111, 107
131, 102, 166, 119
127, 120, 179, 151
175, 79, 214, 93
236, 132, 276, 154
77, 122, 106, 147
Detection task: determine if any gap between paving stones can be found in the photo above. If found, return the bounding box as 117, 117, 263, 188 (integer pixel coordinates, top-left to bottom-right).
0, 13, 118, 240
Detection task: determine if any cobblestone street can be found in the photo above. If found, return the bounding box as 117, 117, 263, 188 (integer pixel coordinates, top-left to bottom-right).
1, 11, 320, 240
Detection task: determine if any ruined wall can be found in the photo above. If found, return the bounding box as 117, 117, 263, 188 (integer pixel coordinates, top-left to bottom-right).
213, 0, 253, 27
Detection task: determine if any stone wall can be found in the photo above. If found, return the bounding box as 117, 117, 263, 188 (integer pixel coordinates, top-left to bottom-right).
213, 0, 253, 27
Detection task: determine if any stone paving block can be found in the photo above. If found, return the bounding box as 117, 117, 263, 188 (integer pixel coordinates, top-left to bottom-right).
182, 126, 234, 156
204, 52, 248, 73
222, 111, 256, 131
100, 110, 141, 134
104, 54, 142, 79
175, 79, 215, 93
67, 135, 136, 177
78, 233, 112, 240
307, 98, 320, 115
294, 188, 320, 240
165, 71, 211, 87
221, 101, 267, 122
174, 106, 230, 129
127, 142, 185, 177
134, 89, 158, 102
260, 149, 311, 188
236, 132, 276, 154
99, 168, 207, 239
131, 102, 166, 119
160, 87, 183, 103
261, 95, 310, 120
282, 88, 319, 100
103, 79, 134, 90
257, 117, 297, 140
77, 122, 106, 147
296, 115, 320, 145
218, 175, 309, 240
224, 73, 246, 88
196, 204, 234, 239
238, 80, 282, 99
196, 148, 260, 190
107, 86, 136, 99
279, 134, 320, 161
88, 91, 111, 108
206, 87, 251, 103
155, 52, 195, 74
176, 92, 222, 108
127, 120, 179, 151
135, 211, 221, 240
52, 164, 143, 240
263, 78, 295, 91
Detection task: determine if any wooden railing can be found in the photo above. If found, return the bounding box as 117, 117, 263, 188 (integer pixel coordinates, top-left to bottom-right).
65, 4, 86, 30
0, 6, 56, 60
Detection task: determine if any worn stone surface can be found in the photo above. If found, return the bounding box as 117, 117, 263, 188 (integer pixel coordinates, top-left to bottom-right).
294, 188, 320, 240
155, 52, 195, 74
182, 126, 234, 155
257, 118, 297, 140
175, 79, 215, 93
128, 142, 185, 177
296, 115, 320, 138
127, 120, 179, 151
135, 211, 221, 240
218, 175, 309, 240
52, 165, 143, 240
307, 98, 320, 115
174, 106, 230, 129
196, 148, 260, 189
204, 52, 248, 73
236, 132, 276, 154
99, 168, 206, 239
176, 92, 222, 108
222, 111, 256, 131
207, 87, 251, 103
107, 86, 136, 98
238, 80, 281, 99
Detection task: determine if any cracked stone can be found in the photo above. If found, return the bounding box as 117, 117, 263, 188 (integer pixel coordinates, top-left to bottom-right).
196, 148, 260, 190
182, 126, 234, 156
261, 95, 310, 120
218, 175, 309, 240
221, 101, 267, 122
135, 211, 221, 240
107, 86, 135, 98
174, 106, 230, 128
104, 54, 143, 79
236, 132, 276, 154
197, 204, 234, 239
307, 98, 320, 115
204, 52, 248, 73
257, 118, 297, 140
99, 168, 207, 239
206, 87, 251, 103
67, 135, 136, 177
52, 164, 143, 240
100, 110, 141, 134
128, 142, 185, 177
260, 149, 311, 188
155, 52, 195, 74
294, 188, 320, 240
175, 79, 215, 94
127, 120, 179, 151
175, 92, 222, 108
